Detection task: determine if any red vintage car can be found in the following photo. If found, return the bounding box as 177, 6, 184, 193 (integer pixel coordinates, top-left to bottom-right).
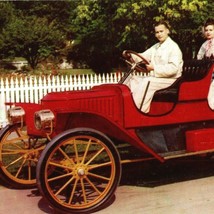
0, 51, 214, 213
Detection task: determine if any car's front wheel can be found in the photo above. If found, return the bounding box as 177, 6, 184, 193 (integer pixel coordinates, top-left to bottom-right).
36, 128, 121, 213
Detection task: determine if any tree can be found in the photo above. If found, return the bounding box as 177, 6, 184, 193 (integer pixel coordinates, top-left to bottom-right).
67, 0, 120, 72
0, 15, 65, 69
0, 1, 70, 69
11, 1, 72, 35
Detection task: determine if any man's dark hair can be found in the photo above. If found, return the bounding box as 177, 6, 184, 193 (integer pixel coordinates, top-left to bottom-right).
153, 20, 171, 31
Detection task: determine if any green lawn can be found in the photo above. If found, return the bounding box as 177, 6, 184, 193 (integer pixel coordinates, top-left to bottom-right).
59, 68, 95, 75
0, 68, 95, 76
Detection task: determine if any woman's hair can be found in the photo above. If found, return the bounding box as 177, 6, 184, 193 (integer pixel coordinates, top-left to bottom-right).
204, 18, 214, 28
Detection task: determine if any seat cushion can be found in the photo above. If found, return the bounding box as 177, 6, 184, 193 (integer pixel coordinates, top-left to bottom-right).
152, 88, 178, 102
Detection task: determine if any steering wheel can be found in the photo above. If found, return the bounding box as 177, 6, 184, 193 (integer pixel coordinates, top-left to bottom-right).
118, 50, 149, 84
122, 50, 149, 71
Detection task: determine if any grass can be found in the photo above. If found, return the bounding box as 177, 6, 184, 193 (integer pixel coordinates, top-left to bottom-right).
0, 68, 96, 77
56, 68, 95, 75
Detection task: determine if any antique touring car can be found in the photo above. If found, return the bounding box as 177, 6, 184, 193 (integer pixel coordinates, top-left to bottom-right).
0, 50, 214, 213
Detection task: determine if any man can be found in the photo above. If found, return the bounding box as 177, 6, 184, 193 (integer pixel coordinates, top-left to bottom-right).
125, 20, 183, 113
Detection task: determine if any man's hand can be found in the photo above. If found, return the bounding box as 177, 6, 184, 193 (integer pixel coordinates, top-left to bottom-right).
145, 63, 154, 71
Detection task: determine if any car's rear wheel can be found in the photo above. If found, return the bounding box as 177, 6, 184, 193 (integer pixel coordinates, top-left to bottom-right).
0, 125, 46, 189
37, 128, 121, 213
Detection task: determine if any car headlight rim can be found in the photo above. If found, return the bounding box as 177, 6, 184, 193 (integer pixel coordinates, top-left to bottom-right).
34, 109, 55, 131
8, 106, 25, 125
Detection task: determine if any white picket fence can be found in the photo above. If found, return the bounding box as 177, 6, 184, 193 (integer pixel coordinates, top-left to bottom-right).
0, 71, 149, 128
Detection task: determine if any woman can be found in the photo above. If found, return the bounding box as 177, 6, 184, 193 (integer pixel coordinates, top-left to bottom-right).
197, 18, 214, 59
125, 20, 183, 113
197, 18, 214, 110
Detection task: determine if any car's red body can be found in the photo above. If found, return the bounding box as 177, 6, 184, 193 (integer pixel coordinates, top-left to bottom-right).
14, 59, 214, 161
1, 58, 214, 213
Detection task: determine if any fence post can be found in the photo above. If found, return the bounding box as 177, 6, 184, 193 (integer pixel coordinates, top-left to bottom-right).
0, 92, 7, 128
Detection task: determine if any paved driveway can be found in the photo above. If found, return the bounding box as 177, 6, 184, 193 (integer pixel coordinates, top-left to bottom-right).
0, 157, 214, 214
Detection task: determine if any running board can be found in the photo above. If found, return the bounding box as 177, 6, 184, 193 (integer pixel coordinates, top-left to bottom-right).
161, 149, 214, 160
120, 149, 214, 165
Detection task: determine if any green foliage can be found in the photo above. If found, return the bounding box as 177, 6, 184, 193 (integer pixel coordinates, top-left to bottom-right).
0, 15, 64, 69
0, 1, 70, 69
0, 2, 14, 31
0, 0, 213, 73
67, 0, 118, 72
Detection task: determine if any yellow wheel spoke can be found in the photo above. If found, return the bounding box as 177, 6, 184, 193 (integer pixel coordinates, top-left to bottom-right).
5, 155, 24, 169
48, 172, 73, 182
3, 140, 25, 149
86, 147, 105, 165
85, 176, 101, 195
28, 160, 32, 180
88, 172, 110, 181
89, 161, 112, 170
81, 140, 91, 164
48, 161, 72, 170
2, 149, 26, 155
74, 141, 80, 164
58, 147, 75, 164
15, 158, 27, 178
68, 178, 79, 204
33, 145, 46, 152
80, 178, 87, 204
2, 145, 45, 155
55, 176, 75, 196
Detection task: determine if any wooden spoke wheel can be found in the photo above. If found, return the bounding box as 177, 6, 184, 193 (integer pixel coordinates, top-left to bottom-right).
0, 125, 46, 189
37, 128, 121, 213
